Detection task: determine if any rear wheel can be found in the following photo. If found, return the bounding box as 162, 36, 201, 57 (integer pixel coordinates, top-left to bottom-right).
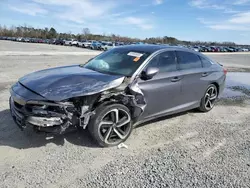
88, 104, 132, 147
198, 84, 218, 112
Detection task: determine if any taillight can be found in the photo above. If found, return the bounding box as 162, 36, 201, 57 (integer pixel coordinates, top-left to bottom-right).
223, 68, 227, 75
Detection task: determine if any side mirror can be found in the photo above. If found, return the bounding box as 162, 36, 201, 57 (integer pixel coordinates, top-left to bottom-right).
141, 67, 159, 80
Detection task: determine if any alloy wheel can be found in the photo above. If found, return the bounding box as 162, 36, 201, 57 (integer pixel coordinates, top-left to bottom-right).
98, 108, 131, 145
204, 86, 217, 110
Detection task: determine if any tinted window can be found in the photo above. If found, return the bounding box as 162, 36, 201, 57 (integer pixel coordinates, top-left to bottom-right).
177, 51, 202, 70
199, 56, 212, 68
147, 51, 177, 72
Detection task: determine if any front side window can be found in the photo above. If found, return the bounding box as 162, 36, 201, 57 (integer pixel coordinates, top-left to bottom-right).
176, 51, 202, 70
147, 51, 177, 72
84, 48, 151, 76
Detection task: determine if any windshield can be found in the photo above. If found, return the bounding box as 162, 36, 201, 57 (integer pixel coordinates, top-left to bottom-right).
84, 48, 151, 76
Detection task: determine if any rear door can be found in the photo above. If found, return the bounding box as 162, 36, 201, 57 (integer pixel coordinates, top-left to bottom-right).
138, 50, 182, 119
176, 50, 209, 106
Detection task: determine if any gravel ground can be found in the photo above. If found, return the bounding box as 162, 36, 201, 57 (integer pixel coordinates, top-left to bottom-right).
0, 41, 250, 188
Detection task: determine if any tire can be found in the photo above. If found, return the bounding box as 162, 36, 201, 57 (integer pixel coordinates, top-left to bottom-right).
198, 84, 218, 112
88, 103, 133, 147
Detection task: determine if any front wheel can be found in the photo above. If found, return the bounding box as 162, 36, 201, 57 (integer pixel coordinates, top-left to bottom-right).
198, 84, 218, 112
88, 104, 132, 147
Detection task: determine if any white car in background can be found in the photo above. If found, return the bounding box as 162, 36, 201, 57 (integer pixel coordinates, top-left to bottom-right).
82, 41, 92, 48
71, 40, 78, 46
64, 39, 76, 46
192, 46, 200, 52
77, 40, 87, 47
17, 37, 23, 42
103, 43, 115, 51
100, 42, 112, 50
242, 48, 249, 52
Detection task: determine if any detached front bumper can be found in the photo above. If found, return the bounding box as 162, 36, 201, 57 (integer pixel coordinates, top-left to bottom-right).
10, 96, 73, 133
9, 96, 26, 130
9, 82, 76, 134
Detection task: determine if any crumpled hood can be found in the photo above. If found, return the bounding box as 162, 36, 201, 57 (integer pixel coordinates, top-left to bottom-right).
19, 65, 125, 101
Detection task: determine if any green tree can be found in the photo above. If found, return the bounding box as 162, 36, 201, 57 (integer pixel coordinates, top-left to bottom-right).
48, 27, 57, 39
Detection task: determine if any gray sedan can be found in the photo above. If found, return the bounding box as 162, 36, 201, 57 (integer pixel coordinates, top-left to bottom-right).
9, 45, 226, 147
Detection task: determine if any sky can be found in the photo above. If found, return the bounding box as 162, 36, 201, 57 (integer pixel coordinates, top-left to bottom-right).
0, 0, 250, 44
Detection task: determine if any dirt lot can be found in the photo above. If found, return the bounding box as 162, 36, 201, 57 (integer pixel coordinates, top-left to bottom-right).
0, 41, 250, 188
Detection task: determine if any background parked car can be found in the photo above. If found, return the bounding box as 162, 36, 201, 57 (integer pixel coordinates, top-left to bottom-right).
75, 39, 86, 47
1, 35, 250, 53
71, 40, 78, 46
101, 42, 113, 51
37, 39, 44, 43
64, 39, 75, 46
48, 38, 56, 44
192, 46, 200, 52
228, 47, 237, 52
100, 42, 108, 50
210, 46, 219, 52
11, 37, 15, 40
90, 41, 102, 50
241, 48, 249, 52
224, 47, 234, 52
17, 37, 24, 42
218, 47, 227, 52
24, 38, 30, 42
54, 39, 64, 45
199, 46, 209, 52
82, 40, 92, 48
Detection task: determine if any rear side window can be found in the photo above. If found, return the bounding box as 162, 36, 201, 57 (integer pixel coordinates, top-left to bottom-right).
199, 56, 212, 68
147, 51, 177, 72
176, 51, 202, 70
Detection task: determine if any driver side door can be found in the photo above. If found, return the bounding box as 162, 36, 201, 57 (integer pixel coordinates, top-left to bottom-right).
137, 50, 182, 120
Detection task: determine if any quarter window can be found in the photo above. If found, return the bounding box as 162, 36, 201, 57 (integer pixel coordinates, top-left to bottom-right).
147, 51, 177, 72
199, 56, 212, 68
176, 51, 202, 70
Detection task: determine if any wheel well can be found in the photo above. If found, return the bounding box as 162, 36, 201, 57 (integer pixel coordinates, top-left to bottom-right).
211, 82, 220, 94
94, 100, 135, 118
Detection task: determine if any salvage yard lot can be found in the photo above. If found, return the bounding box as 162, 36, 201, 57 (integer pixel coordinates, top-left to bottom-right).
0, 41, 250, 188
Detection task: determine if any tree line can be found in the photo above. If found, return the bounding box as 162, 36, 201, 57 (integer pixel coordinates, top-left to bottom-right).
0, 24, 239, 46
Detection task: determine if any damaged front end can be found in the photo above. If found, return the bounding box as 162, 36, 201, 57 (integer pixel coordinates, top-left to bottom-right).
96, 77, 147, 120
9, 94, 99, 134
10, 76, 147, 135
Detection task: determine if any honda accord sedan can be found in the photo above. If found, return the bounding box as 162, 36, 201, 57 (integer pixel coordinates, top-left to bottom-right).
9, 45, 226, 147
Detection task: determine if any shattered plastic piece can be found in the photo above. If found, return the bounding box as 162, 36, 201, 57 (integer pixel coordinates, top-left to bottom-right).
128, 80, 146, 111
117, 143, 128, 149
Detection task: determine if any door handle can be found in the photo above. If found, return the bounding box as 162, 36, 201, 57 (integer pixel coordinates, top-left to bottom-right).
202, 72, 209, 77
171, 77, 181, 82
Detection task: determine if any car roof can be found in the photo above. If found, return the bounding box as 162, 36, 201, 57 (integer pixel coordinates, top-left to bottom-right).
116, 44, 198, 54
